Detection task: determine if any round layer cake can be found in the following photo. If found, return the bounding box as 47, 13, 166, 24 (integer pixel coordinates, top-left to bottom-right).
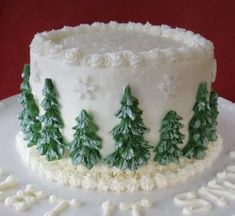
17, 21, 220, 192
29, 21, 216, 156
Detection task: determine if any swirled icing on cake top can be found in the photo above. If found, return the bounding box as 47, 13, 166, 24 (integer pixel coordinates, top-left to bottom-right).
57, 29, 186, 55
30, 22, 214, 67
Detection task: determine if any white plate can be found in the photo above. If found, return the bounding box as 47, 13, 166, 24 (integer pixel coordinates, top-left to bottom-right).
0, 95, 235, 216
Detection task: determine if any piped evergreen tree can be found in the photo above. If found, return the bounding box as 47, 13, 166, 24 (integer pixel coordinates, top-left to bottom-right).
20, 64, 30, 91
183, 82, 212, 159
207, 91, 219, 142
154, 111, 185, 165
18, 64, 41, 147
69, 110, 102, 169
19, 64, 31, 134
105, 86, 152, 170
37, 79, 65, 161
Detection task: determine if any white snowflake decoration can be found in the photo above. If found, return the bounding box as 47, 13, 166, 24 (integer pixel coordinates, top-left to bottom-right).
158, 73, 181, 99
73, 76, 96, 99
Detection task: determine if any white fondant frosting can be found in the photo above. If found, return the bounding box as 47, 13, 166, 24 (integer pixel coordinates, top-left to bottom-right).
33, 73, 40, 83
16, 132, 222, 192
29, 21, 216, 157
229, 151, 235, 160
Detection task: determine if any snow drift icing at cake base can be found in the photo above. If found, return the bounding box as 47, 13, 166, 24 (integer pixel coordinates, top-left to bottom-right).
16, 132, 223, 192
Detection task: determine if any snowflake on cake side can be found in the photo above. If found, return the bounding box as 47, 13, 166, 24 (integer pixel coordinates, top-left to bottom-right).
158, 73, 181, 99
73, 76, 97, 99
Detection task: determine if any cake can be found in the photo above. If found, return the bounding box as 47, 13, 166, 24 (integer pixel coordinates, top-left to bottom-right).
16, 21, 222, 192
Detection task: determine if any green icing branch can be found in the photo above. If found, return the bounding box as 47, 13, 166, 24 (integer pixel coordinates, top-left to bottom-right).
106, 86, 152, 170
37, 79, 65, 161
207, 91, 219, 141
18, 64, 41, 147
154, 111, 185, 165
69, 109, 102, 169
183, 82, 218, 159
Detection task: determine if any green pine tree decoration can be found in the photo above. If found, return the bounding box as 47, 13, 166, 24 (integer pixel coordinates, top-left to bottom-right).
106, 86, 152, 170
183, 82, 211, 159
69, 110, 102, 169
18, 64, 41, 147
207, 91, 219, 142
37, 78, 65, 161
20, 64, 31, 92
19, 64, 31, 132
154, 111, 185, 165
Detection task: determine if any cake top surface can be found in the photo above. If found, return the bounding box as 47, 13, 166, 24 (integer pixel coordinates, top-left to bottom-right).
30, 21, 214, 68
57, 30, 187, 55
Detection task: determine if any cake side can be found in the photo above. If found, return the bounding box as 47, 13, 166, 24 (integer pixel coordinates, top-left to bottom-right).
29, 22, 216, 158
29, 22, 216, 157
16, 21, 221, 190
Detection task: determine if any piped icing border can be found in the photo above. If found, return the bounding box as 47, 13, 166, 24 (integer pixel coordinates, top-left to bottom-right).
16, 132, 222, 192
30, 21, 214, 68
174, 151, 235, 215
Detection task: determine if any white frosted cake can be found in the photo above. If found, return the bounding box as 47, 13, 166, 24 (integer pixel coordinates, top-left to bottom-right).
16, 21, 221, 192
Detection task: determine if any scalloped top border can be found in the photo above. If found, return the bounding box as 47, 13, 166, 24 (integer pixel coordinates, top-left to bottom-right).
30, 21, 214, 68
